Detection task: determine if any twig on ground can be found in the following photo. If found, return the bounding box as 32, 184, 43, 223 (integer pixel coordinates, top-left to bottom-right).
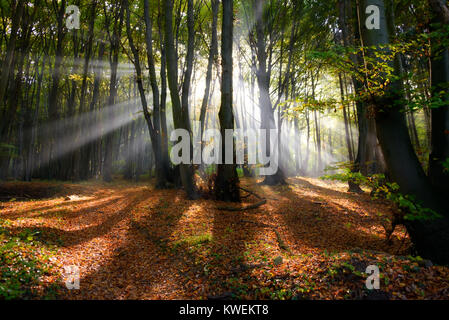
217, 199, 267, 211
217, 187, 267, 211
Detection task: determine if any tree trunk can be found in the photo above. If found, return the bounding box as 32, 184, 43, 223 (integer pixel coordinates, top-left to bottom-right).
158, 13, 172, 183
86, 38, 105, 179
46, 0, 66, 180
143, 0, 170, 188
76, 1, 97, 181
254, 0, 286, 185
199, 0, 219, 139
103, 1, 124, 182
163, 0, 198, 199
215, 0, 240, 202
360, 0, 449, 264
0, 0, 24, 106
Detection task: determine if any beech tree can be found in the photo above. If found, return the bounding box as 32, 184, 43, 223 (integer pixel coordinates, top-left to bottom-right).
215, 0, 240, 202
359, 0, 449, 264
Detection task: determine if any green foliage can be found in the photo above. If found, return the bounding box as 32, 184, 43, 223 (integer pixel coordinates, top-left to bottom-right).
386, 193, 441, 222
322, 165, 385, 191
0, 220, 56, 300
371, 181, 441, 222
308, 24, 449, 114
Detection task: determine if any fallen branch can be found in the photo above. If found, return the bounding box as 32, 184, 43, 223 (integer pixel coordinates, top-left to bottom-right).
217, 199, 266, 211
215, 186, 289, 250
216, 186, 267, 211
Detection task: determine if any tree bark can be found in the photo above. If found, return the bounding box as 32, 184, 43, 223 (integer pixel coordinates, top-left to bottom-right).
360, 0, 449, 264
163, 0, 198, 199
254, 0, 286, 185
215, 0, 240, 202
103, 1, 124, 182
199, 0, 219, 138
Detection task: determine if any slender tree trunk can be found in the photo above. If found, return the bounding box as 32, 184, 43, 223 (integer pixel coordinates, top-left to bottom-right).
65, 29, 81, 181
255, 0, 286, 185
76, 2, 97, 181
86, 38, 105, 179
0, 0, 24, 106
303, 110, 310, 174
103, 1, 124, 182
158, 13, 171, 183
0, 9, 31, 179
46, 0, 66, 179
27, 53, 47, 181
339, 73, 354, 163
294, 117, 302, 175
199, 0, 219, 139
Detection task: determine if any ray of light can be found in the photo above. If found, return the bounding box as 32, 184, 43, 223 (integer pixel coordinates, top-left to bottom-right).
31, 97, 143, 171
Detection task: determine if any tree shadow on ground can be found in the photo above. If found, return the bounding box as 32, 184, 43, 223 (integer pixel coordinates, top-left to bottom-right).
60, 187, 269, 299
202, 200, 266, 299
63, 191, 196, 299
274, 177, 409, 255
3, 189, 145, 247
2, 195, 120, 220
42, 177, 410, 300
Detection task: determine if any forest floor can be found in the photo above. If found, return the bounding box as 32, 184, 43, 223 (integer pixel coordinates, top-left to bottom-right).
1, 177, 449, 300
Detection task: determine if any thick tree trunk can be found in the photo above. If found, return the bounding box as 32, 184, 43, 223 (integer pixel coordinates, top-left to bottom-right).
361, 0, 449, 264
143, 0, 169, 188
163, 0, 198, 199
215, 0, 240, 202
